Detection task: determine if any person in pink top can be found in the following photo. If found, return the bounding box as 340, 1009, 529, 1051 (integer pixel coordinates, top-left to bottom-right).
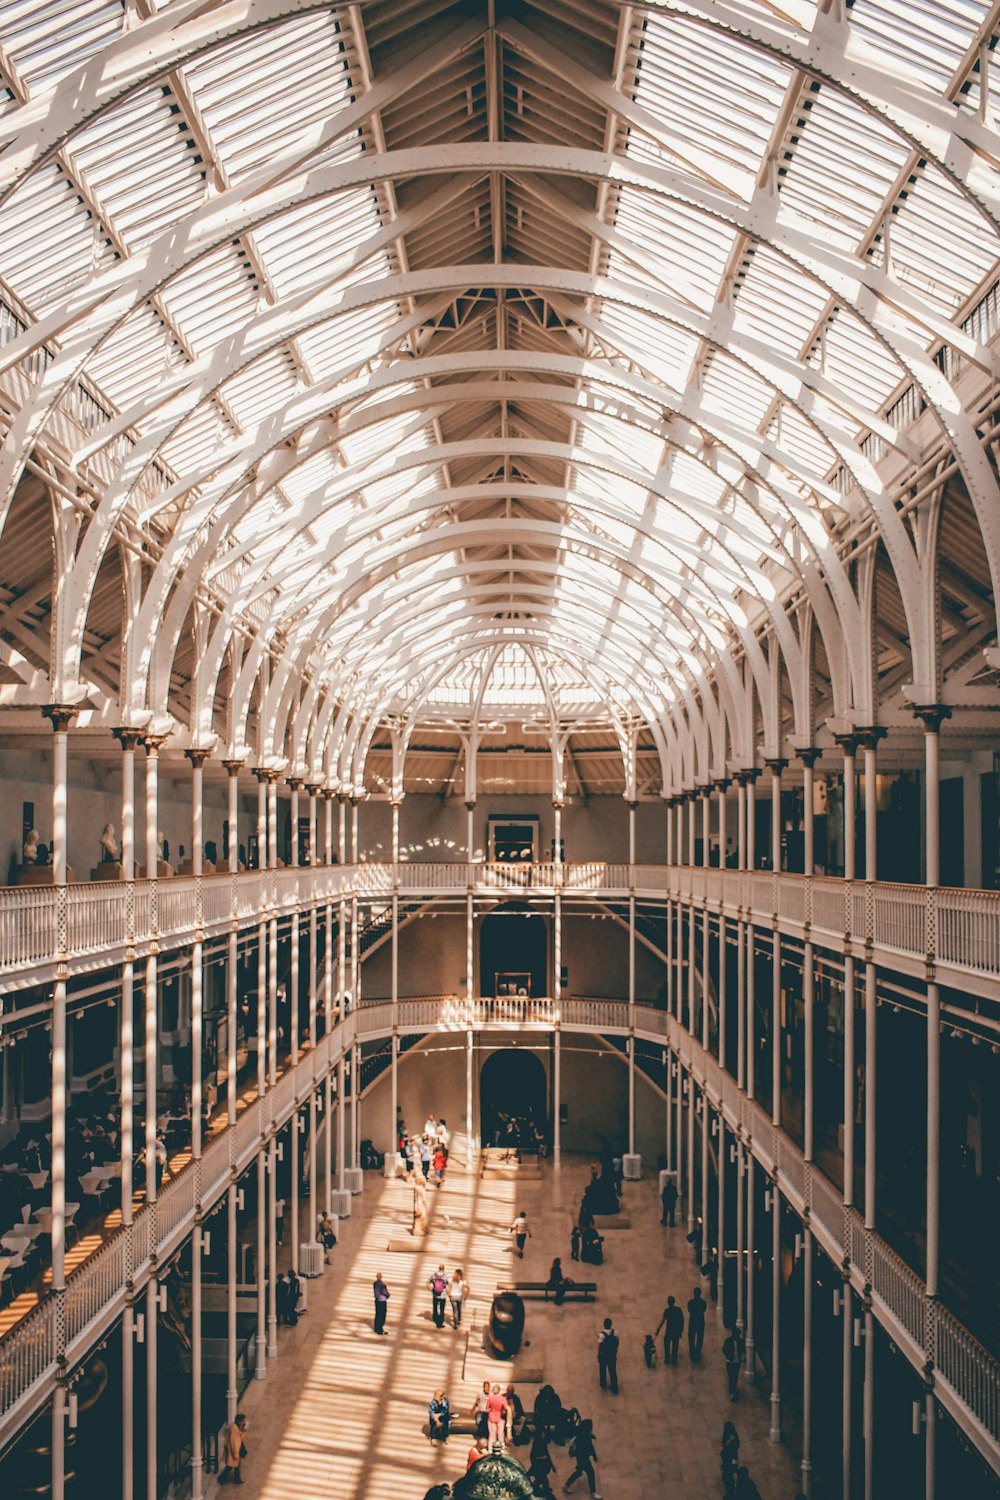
486, 1384, 508, 1448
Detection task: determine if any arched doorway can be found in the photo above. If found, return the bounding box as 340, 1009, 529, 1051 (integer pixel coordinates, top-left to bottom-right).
480, 1049, 547, 1148
478, 902, 547, 998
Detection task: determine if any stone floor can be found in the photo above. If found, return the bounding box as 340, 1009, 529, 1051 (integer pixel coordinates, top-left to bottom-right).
212, 1144, 803, 1499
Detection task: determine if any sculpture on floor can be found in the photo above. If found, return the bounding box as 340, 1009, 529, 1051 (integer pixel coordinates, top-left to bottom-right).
453, 1450, 538, 1498
486, 1290, 525, 1359
99, 822, 119, 863
581, 1145, 620, 1217
412, 1172, 429, 1235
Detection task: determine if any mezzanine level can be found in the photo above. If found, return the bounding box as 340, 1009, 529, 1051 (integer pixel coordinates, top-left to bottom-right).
0, 991, 997, 1474
2, 862, 999, 1001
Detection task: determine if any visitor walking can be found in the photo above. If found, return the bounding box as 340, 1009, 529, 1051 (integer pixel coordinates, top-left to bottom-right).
596, 1317, 619, 1394
510, 1209, 531, 1258
660, 1177, 678, 1226
723, 1328, 745, 1400
687, 1286, 707, 1361
218, 1414, 248, 1486
471, 1381, 491, 1439
563, 1418, 600, 1497
720, 1420, 740, 1498
448, 1267, 469, 1328
373, 1271, 390, 1335
656, 1295, 684, 1365
570, 1225, 581, 1262
428, 1264, 447, 1327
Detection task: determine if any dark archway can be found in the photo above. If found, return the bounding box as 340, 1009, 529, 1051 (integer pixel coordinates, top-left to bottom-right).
480, 1049, 547, 1148
478, 901, 547, 998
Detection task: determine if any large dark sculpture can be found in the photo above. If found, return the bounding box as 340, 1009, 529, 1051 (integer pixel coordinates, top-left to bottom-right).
453, 1451, 539, 1498
581, 1145, 620, 1216
486, 1290, 525, 1359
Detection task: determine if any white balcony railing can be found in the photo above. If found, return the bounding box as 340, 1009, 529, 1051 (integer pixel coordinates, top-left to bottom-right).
1, 865, 1000, 998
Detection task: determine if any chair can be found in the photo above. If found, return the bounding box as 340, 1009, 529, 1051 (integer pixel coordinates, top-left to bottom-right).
79, 1172, 102, 1197
1, 1232, 31, 1254
32, 1207, 53, 1235
26, 1171, 49, 1191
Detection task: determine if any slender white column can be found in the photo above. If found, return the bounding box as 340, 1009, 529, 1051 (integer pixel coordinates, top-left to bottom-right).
326, 790, 334, 865
804, 939, 814, 1164
351, 798, 359, 865
226, 1180, 238, 1423
122, 1290, 134, 1500
289, 786, 301, 1293
770, 1181, 781, 1441
863, 1306, 875, 1500
716, 1117, 725, 1305
686, 1069, 695, 1235
186, 750, 207, 1500
255, 1147, 266, 1378
736, 777, 747, 1092
747, 773, 756, 872
191, 1210, 203, 1498
466, 1032, 474, 1166
700, 1092, 709, 1286
769, 760, 783, 873
799, 750, 818, 876
801, 1226, 814, 1496
916, 707, 947, 1313
267, 775, 278, 872
256, 770, 267, 870
842, 1283, 853, 1499
146, 1275, 158, 1500
839, 737, 857, 883
267, 1131, 277, 1357
308, 788, 317, 869
391, 855, 399, 1162
327, 1065, 336, 1207
745, 1155, 756, 1381
352, 1042, 361, 1170
735, 1140, 745, 1335
116, 729, 140, 1230
391, 800, 401, 864
843, 953, 855, 1209
628, 801, 636, 1156
45, 704, 73, 1500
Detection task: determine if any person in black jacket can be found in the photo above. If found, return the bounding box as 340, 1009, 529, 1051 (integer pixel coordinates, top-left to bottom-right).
563, 1419, 600, 1497
687, 1286, 707, 1361
656, 1295, 684, 1364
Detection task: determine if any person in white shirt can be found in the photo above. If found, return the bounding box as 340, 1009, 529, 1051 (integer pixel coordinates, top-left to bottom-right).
510, 1211, 531, 1258
448, 1268, 469, 1328
423, 1115, 437, 1139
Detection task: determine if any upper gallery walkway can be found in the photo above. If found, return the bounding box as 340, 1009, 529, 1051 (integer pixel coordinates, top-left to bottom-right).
1, 861, 998, 1000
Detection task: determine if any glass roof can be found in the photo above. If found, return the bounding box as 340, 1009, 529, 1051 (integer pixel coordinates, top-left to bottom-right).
0, 0, 996, 782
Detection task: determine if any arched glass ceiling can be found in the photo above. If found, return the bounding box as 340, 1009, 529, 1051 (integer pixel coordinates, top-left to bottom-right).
0, 0, 998, 768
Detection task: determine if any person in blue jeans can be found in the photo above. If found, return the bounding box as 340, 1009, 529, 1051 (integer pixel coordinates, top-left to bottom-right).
428, 1391, 451, 1443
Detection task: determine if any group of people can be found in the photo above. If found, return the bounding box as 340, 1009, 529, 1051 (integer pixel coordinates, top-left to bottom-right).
399, 1114, 450, 1185
427, 1264, 469, 1328
643, 1287, 708, 1366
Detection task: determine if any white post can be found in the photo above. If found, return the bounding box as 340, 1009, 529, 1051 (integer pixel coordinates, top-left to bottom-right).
917, 706, 946, 1312
801, 1226, 813, 1496
186, 749, 207, 1500
839, 736, 857, 883
255, 1147, 266, 1379
227, 1180, 238, 1423
745, 1155, 756, 1382
554, 799, 563, 1168
466, 1030, 475, 1167
770, 1181, 781, 1441
45, 703, 73, 1500
267, 1130, 277, 1357
735, 1140, 745, 1336
628, 801, 636, 1157
842, 1283, 852, 1499
800, 750, 817, 876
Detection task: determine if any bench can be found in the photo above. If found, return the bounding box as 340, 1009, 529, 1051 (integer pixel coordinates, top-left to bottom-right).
496, 1280, 597, 1302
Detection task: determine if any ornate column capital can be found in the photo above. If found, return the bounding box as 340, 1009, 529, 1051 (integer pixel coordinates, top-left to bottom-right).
911, 704, 952, 733
714, 777, 732, 793
185, 747, 212, 769
286, 776, 302, 791
221, 758, 245, 778
42, 704, 79, 733
856, 726, 888, 751
142, 733, 168, 757
112, 726, 144, 752
795, 746, 821, 768
763, 757, 788, 777
833, 731, 863, 756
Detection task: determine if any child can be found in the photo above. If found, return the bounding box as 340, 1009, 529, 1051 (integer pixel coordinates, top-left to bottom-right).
570, 1224, 581, 1262
643, 1333, 657, 1368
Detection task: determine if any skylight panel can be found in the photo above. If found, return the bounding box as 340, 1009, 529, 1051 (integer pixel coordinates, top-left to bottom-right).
87, 303, 182, 413
819, 309, 904, 415
630, 16, 791, 201
849, 0, 989, 93
66, 85, 206, 249
766, 402, 836, 483
156, 248, 260, 358
732, 247, 830, 359
0, 162, 98, 313
1, 0, 123, 93
778, 88, 910, 252
887, 168, 999, 314
296, 303, 403, 384
184, 12, 355, 185
249, 192, 387, 302
594, 299, 702, 392
699, 353, 775, 433
609, 191, 735, 312
221, 350, 299, 431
